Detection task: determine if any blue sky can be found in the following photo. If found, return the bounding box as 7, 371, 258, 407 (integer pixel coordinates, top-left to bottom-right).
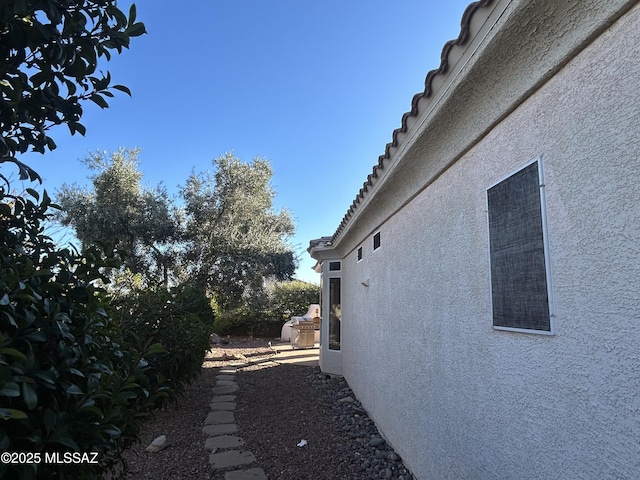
21, 0, 473, 283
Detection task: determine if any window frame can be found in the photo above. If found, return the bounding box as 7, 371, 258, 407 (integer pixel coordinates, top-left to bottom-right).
328, 276, 341, 351
486, 157, 555, 335
373, 231, 381, 251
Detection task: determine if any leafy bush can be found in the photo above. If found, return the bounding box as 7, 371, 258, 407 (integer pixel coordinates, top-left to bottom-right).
112, 283, 215, 399
266, 280, 320, 324
0, 186, 168, 479
213, 280, 320, 337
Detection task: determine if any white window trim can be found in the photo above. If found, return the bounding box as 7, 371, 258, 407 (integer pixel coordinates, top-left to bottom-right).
486, 156, 556, 335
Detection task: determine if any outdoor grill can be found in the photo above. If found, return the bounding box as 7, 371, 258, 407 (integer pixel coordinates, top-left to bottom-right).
288, 304, 320, 349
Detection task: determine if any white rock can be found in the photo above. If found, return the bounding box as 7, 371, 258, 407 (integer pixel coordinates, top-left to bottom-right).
146, 435, 168, 452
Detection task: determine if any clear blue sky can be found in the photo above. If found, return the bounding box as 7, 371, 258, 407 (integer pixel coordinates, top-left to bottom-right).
22, 0, 473, 284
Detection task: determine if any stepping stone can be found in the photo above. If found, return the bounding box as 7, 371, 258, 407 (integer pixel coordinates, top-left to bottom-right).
213, 384, 239, 395
205, 410, 234, 424
219, 368, 237, 375
217, 374, 235, 381
248, 358, 275, 365
225, 468, 268, 480
203, 423, 238, 436
211, 394, 236, 402
205, 435, 245, 451
209, 450, 256, 469
216, 380, 237, 386
210, 401, 236, 411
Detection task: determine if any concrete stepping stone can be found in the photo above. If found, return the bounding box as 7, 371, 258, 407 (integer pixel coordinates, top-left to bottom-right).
248, 358, 276, 365
210, 401, 236, 411
217, 374, 235, 381
203, 423, 238, 436
209, 450, 256, 469
204, 434, 245, 451
219, 368, 237, 374
216, 380, 237, 386
213, 384, 239, 395
225, 468, 268, 480
211, 394, 236, 402
205, 410, 234, 424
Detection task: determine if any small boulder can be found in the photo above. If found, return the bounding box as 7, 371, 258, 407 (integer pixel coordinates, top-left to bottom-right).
145, 435, 168, 452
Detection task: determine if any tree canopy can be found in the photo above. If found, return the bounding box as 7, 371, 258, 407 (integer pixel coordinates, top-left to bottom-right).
0, 0, 145, 180
182, 153, 296, 307
56, 148, 181, 285
56, 151, 297, 303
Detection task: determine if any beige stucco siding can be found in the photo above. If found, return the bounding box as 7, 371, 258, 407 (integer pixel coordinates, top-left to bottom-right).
341, 4, 640, 479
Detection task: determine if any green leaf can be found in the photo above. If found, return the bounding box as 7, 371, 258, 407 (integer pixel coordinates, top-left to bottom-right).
25, 188, 40, 200
103, 425, 121, 437
22, 382, 37, 409
32, 371, 56, 388
0, 382, 21, 397
126, 22, 146, 37
89, 94, 109, 109
112, 84, 131, 96
66, 384, 83, 395
45, 136, 57, 150
129, 3, 137, 25
0, 408, 28, 420
68, 368, 85, 378
68, 121, 87, 136
0, 348, 26, 361
23, 331, 47, 342
43, 409, 57, 433
145, 343, 167, 355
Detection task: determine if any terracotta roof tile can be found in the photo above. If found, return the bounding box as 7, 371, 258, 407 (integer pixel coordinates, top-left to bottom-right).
332, 0, 495, 241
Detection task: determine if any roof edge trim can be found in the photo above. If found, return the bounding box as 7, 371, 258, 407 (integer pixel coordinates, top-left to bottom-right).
332, 0, 495, 242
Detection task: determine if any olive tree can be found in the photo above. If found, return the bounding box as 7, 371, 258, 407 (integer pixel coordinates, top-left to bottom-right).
56, 148, 182, 285
182, 153, 296, 308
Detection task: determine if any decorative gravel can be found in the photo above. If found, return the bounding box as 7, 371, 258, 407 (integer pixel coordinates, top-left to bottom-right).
118, 338, 416, 480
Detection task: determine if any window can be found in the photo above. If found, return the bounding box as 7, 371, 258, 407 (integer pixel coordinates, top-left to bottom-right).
487, 160, 553, 333
329, 261, 341, 271
373, 232, 381, 250
329, 277, 341, 350
357, 247, 363, 262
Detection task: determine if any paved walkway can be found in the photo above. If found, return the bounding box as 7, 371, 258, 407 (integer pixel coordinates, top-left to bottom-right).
203, 343, 319, 479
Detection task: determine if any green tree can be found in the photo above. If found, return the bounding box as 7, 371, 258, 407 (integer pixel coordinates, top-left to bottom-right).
182, 153, 296, 308
0, 0, 146, 180
56, 148, 182, 285
267, 280, 320, 323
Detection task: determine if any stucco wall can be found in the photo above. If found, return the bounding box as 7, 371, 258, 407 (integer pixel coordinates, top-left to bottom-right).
341, 4, 640, 479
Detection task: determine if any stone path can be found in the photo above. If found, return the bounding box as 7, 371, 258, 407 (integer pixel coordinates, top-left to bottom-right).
204, 361, 275, 480
204, 347, 319, 480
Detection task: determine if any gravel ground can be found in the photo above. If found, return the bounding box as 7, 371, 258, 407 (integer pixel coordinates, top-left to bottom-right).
118, 338, 416, 480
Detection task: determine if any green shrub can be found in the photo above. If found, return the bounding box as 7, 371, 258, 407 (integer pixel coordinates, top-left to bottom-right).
213, 280, 320, 337
213, 303, 254, 336
266, 280, 320, 323
0, 187, 168, 479
112, 284, 215, 398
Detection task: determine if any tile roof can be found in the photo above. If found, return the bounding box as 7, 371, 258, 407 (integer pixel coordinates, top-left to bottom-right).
332, 0, 495, 241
